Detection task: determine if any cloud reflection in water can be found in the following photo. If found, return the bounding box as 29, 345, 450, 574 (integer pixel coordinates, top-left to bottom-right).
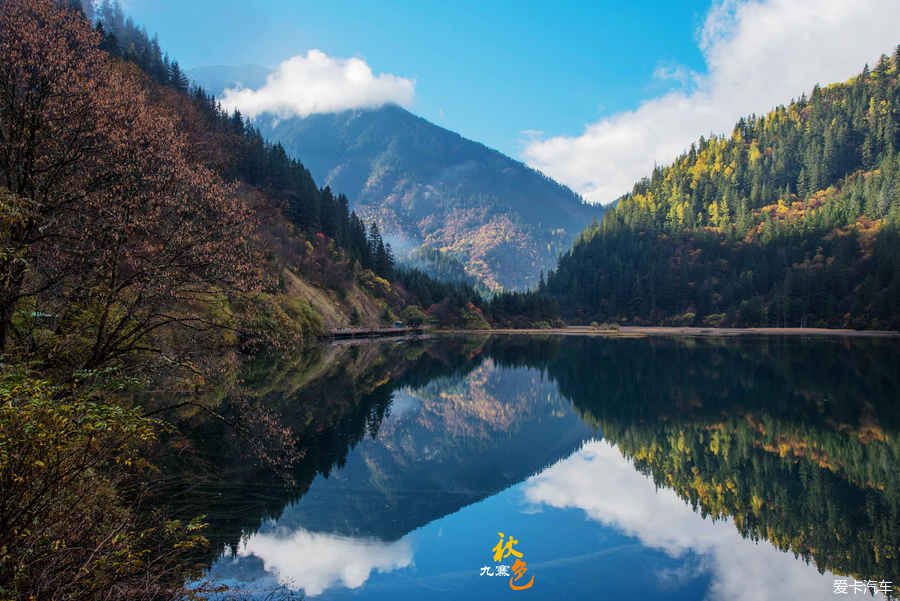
521, 439, 882, 601
234, 527, 414, 596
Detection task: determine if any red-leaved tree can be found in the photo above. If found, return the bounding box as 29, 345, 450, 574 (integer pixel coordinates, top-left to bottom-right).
0, 0, 265, 371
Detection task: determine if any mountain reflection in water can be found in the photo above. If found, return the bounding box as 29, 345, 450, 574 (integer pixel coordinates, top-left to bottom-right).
171, 334, 899, 600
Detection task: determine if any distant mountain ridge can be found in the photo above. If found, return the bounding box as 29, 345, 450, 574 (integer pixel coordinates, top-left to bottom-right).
255, 105, 599, 289
185, 64, 599, 289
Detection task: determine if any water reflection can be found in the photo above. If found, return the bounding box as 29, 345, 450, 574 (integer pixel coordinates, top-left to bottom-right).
173, 334, 900, 600
522, 439, 862, 601
540, 335, 900, 586
221, 528, 413, 596
232, 356, 591, 541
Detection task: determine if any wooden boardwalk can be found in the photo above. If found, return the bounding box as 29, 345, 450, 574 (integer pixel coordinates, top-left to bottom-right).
329, 325, 432, 339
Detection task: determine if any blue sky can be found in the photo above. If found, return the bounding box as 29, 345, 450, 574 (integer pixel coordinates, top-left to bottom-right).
123, 0, 900, 203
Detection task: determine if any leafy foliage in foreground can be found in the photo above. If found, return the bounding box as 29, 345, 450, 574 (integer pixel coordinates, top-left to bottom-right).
0, 1, 316, 597
0, 369, 209, 600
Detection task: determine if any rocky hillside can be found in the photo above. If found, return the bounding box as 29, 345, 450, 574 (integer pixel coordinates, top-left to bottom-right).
255, 105, 599, 290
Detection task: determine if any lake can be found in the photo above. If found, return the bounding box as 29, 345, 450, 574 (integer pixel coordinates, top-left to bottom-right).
167, 333, 900, 600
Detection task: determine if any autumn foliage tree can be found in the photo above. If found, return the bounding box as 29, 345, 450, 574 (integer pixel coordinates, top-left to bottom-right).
0, 3, 302, 598
547, 55, 900, 329
0, 370, 210, 600
0, 0, 264, 372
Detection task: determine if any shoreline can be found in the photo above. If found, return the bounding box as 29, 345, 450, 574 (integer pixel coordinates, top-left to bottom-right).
438, 326, 900, 338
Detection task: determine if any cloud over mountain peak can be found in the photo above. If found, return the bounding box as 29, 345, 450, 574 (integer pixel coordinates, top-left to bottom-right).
220, 50, 415, 119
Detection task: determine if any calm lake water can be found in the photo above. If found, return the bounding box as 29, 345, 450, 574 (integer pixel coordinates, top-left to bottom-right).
171, 334, 900, 600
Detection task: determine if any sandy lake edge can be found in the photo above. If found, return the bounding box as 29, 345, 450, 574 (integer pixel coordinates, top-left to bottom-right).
436, 326, 900, 338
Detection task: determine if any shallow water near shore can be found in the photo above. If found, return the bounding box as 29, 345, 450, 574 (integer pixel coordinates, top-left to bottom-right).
181, 333, 900, 600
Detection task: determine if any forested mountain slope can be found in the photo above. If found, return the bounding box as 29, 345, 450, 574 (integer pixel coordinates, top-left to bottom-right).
256, 105, 599, 290
548, 51, 900, 330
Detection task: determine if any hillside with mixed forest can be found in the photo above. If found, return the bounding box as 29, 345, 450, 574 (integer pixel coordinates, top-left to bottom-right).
547, 51, 900, 330
3, 1, 900, 600
255, 105, 598, 290
0, 3, 552, 596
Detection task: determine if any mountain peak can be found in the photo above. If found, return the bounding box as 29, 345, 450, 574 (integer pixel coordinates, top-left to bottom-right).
258, 105, 598, 289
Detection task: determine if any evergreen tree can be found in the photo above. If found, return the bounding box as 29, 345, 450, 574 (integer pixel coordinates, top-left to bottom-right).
544, 50, 900, 330
169, 60, 188, 91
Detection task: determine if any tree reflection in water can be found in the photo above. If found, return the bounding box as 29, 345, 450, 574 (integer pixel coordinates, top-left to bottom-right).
160, 334, 900, 598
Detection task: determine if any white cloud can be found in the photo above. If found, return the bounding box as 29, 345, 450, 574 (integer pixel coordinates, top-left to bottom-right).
521, 440, 734, 556
521, 439, 887, 601
235, 527, 414, 596
522, 0, 900, 205
653, 59, 701, 90
518, 129, 544, 140
220, 49, 415, 119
